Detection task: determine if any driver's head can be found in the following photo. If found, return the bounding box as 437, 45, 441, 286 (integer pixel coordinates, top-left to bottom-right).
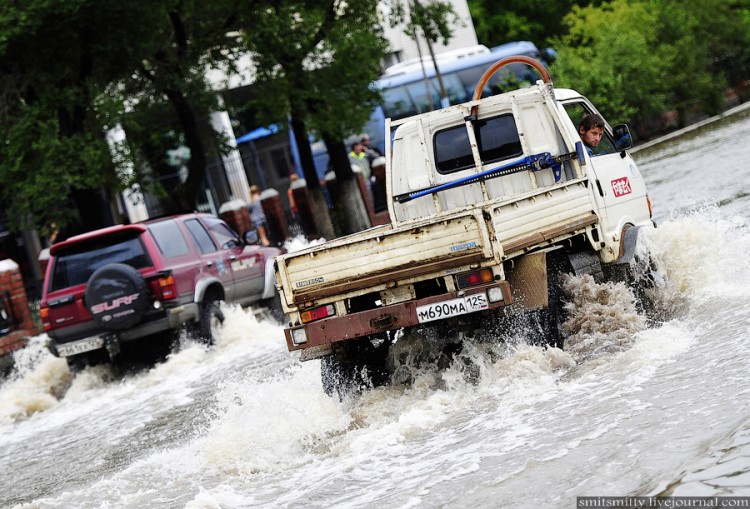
578, 113, 605, 148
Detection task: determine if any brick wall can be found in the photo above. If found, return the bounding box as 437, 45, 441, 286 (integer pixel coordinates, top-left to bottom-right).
0, 259, 38, 357
220, 193, 292, 244
260, 189, 288, 244
219, 198, 253, 236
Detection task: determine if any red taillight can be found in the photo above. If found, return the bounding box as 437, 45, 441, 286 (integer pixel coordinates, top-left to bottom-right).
300, 304, 335, 324
456, 269, 494, 289
158, 275, 176, 300
647, 195, 653, 218
40, 307, 51, 331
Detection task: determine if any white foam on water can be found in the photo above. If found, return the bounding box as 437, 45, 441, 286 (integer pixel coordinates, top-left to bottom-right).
283, 234, 327, 253
0, 335, 72, 423
6, 201, 750, 506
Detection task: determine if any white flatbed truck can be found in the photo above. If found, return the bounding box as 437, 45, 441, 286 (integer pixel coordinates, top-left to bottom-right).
274, 56, 655, 395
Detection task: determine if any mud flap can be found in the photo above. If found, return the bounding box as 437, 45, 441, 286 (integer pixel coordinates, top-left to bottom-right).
505, 251, 550, 312
612, 225, 641, 265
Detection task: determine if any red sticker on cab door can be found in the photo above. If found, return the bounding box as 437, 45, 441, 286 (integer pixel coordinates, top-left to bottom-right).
611, 177, 632, 197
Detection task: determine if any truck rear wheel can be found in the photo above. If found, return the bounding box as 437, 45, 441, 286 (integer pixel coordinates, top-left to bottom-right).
321, 337, 391, 398
528, 251, 574, 349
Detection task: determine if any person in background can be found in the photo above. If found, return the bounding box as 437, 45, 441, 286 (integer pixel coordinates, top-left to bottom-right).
348, 141, 371, 179
248, 185, 271, 246
578, 113, 606, 156
361, 134, 383, 166
369, 156, 388, 213
287, 173, 300, 223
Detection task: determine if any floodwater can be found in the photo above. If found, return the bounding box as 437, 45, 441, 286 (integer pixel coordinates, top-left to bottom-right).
3, 105, 750, 508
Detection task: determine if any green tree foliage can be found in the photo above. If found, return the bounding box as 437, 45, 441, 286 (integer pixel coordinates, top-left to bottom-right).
467, 0, 593, 49
0, 0, 158, 232
0, 0, 248, 231
238, 0, 386, 173
551, 1, 663, 127
236, 0, 389, 236
550, 0, 750, 134
104, 0, 248, 212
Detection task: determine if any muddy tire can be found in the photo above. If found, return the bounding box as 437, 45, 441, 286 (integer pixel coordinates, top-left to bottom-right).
321, 337, 391, 398
85, 263, 150, 331
531, 252, 573, 349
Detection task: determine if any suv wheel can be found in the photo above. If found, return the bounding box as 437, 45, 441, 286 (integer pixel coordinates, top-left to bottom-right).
85, 263, 150, 331
197, 298, 224, 344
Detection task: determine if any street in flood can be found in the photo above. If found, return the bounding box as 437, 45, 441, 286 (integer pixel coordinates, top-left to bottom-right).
3, 106, 750, 508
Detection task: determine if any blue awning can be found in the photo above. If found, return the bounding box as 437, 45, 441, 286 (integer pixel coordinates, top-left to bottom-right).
235, 124, 280, 144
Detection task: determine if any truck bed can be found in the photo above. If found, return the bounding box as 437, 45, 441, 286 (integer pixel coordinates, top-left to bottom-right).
276, 179, 599, 308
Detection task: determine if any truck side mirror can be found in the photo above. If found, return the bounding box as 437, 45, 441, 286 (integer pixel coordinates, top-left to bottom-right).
613, 124, 633, 151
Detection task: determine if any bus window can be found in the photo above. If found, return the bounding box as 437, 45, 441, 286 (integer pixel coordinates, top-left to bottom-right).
437, 73, 469, 105
456, 65, 492, 98
456, 61, 541, 99
405, 81, 439, 115
382, 85, 418, 119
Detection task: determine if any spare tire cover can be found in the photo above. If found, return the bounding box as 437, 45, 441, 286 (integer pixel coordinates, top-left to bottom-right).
85, 263, 150, 330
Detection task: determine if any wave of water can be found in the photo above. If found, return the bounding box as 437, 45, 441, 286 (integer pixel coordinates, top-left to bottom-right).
2, 203, 750, 507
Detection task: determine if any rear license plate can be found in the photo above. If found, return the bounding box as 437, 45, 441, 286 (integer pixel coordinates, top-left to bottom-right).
57, 336, 104, 357
416, 292, 488, 323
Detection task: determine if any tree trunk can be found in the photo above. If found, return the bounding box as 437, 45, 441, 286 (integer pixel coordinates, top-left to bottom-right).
289, 113, 335, 239
166, 90, 210, 211
323, 133, 371, 235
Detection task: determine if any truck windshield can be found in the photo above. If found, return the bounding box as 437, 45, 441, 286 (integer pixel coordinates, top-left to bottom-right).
434, 114, 522, 173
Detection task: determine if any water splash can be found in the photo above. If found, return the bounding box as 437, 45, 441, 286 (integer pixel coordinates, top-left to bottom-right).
194, 361, 350, 475
0, 335, 71, 423
641, 205, 750, 310
283, 234, 327, 253
562, 274, 647, 362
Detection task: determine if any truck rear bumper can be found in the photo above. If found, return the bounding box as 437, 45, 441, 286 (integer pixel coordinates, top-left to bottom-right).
285, 281, 512, 351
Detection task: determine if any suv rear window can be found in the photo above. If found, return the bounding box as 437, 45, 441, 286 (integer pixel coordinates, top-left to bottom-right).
434, 114, 522, 173
50, 235, 150, 292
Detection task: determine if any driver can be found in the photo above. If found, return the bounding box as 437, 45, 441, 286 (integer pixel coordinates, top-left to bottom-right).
578, 113, 606, 156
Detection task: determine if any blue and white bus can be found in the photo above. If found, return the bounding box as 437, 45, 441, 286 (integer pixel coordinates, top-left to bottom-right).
310, 41, 553, 175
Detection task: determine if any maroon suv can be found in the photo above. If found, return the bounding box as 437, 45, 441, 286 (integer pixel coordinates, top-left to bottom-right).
40, 213, 283, 369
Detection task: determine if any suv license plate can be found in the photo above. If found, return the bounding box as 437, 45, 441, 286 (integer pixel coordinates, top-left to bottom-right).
57, 336, 105, 357
416, 292, 489, 323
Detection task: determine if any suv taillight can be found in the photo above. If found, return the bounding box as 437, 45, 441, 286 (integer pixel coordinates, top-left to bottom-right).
40, 306, 51, 331
157, 274, 177, 300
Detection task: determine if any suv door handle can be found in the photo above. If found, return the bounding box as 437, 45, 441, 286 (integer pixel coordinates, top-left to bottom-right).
206, 261, 213, 267
229, 255, 237, 261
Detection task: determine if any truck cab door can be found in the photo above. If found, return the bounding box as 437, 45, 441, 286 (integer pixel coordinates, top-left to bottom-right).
561, 101, 651, 237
